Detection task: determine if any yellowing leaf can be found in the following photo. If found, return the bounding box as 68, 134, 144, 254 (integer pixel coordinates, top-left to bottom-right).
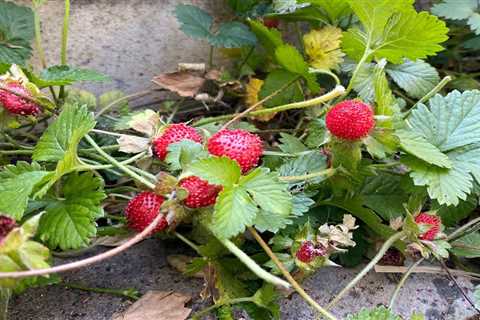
303, 26, 344, 70
245, 78, 276, 122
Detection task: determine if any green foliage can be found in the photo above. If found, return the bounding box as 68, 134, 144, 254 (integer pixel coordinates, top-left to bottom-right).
259, 69, 303, 107
38, 172, 106, 250
0, 1, 34, 64
432, 194, 477, 226
248, 20, 284, 56
166, 140, 207, 171
175, 4, 256, 48
32, 65, 110, 88
346, 306, 401, 320
450, 232, 480, 258
186, 156, 242, 187
432, 0, 480, 34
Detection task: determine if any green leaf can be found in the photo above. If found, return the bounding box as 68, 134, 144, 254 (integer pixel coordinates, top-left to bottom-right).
432, 0, 477, 20
450, 232, 480, 258
186, 156, 241, 187
259, 69, 302, 107
396, 130, 452, 169
305, 119, 328, 148
209, 22, 256, 48
0, 1, 34, 64
310, 0, 352, 23
432, 194, 477, 226
386, 59, 440, 99
373, 60, 397, 129
65, 89, 97, 110
275, 44, 320, 93
251, 284, 280, 318
278, 133, 308, 153
33, 65, 109, 87
292, 193, 315, 216
175, 4, 212, 39
210, 186, 258, 239
254, 209, 292, 233
278, 152, 328, 188
0, 162, 50, 219
248, 19, 284, 56
38, 172, 106, 250
346, 306, 402, 320
165, 140, 207, 171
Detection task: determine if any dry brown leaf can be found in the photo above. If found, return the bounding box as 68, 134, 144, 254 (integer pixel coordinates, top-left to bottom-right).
167, 254, 204, 279
117, 135, 151, 154
113, 291, 191, 320
152, 71, 205, 97
127, 109, 160, 137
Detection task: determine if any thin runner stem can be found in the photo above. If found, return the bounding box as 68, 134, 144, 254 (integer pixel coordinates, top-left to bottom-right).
389, 258, 424, 309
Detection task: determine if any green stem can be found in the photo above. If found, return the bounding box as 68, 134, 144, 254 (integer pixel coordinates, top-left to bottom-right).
0, 149, 34, 155
208, 46, 214, 69
63, 282, 140, 300
344, 49, 371, 97
0, 288, 10, 320
219, 238, 291, 289
447, 216, 480, 241
326, 232, 405, 310
173, 232, 201, 254
84, 134, 156, 189
192, 297, 253, 319
95, 90, 152, 118
194, 85, 345, 126
79, 151, 146, 171
389, 258, 424, 310
59, 0, 71, 100
280, 168, 335, 182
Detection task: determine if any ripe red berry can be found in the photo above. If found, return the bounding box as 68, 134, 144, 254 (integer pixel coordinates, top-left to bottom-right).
296, 241, 326, 263
0, 215, 17, 244
207, 129, 263, 173
178, 176, 222, 208
125, 192, 168, 233
0, 82, 41, 116
415, 213, 441, 241
325, 100, 375, 140
153, 123, 203, 160
263, 18, 280, 29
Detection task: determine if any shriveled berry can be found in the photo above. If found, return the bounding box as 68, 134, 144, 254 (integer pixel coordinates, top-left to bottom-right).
415, 213, 441, 241
0, 216, 17, 244
125, 192, 167, 233
263, 18, 280, 29
153, 123, 202, 160
325, 100, 375, 140
207, 129, 263, 173
178, 176, 222, 208
0, 82, 41, 116
379, 248, 405, 266
296, 241, 326, 263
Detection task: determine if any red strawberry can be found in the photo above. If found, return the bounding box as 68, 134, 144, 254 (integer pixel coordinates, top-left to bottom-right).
325, 100, 375, 140
153, 123, 203, 160
415, 213, 441, 241
296, 241, 326, 263
207, 129, 263, 173
125, 192, 168, 233
178, 176, 222, 208
263, 18, 280, 29
0, 82, 41, 116
0, 216, 17, 244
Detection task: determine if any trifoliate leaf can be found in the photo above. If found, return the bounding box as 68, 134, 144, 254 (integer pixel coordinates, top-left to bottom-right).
38, 172, 106, 250
166, 140, 207, 171
0, 162, 50, 219
386, 59, 440, 99
396, 130, 452, 168
32, 65, 109, 87
346, 306, 402, 320
303, 26, 344, 70
258, 69, 303, 108
275, 44, 320, 93
210, 186, 258, 239
209, 22, 256, 48
186, 156, 241, 187
248, 19, 284, 56
451, 232, 480, 258
0, 1, 34, 64
175, 4, 212, 39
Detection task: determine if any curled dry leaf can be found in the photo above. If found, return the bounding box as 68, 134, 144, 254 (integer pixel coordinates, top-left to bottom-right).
113, 291, 192, 320
167, 254, 205, 278
117, 135, 151, 154
128, 109, 160, 137
152, 71, 206, 97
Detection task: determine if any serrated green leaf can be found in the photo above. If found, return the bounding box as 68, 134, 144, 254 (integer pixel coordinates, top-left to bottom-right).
254, 209, 292, 233
175, 4, 212, 39
0, 162, 50, 219
186, 156, 241, 187
209, 22, 256, 48
305, 119, 328, 148
0, 1, 34, 64
432, 194, 477, 226
275, 44, 320, 93
278, 152, 328, 188
166, 140, 207, 171
278, 133, 308, 153
259, 69, 302, 107
251, 284, 280, 318
346, 306, 402, 320
38, 172, 106, 250
248, 19, 284, 56
310, 0, 352, 23
32, 65, 109, 87
292, 193, 315, 217
396, 130, 452, 168
432, 0, 477, 20
451, 232, 480, 258
210, 186, 258, 239
386, 59, 440, 99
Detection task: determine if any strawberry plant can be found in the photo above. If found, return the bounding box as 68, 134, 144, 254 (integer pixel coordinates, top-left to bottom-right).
2, 0, 480, 319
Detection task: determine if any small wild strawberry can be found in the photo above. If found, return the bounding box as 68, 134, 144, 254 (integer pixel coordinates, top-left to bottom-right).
325, 100, 375, 140
0, 215, 17, 244
296, 241, 326, 263
415, 213, 441, 241
125, 192, 168, 233
263, 17, 280, 29
379, 248, 405, 266
178, 176, 222, 208
0, 82, 41, 116
153, 123, 203, 160
207, 129, 263, 173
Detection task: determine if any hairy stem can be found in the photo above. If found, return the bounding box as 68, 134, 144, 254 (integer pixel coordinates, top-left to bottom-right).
248, 227, 338, 320
326, 232, 405, 310
219, 237, 291, 289
389, 258, 424, 310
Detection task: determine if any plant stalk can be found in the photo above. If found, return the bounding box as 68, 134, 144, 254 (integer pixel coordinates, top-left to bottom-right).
59, 0, 71, 101
389, 258, 424, 310
280, 168, 336, 182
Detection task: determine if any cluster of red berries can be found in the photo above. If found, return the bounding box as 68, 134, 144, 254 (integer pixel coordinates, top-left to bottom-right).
0, 82, 41, 116
0, 215, 17, 244
125, 123, 264, 233
296, 240, 327, 263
